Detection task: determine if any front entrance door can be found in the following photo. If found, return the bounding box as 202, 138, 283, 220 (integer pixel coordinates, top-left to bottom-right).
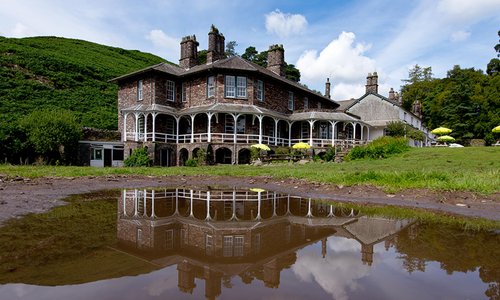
104, 149, 112, 167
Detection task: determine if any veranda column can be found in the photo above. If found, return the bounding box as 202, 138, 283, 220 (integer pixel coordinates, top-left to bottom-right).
256, 191, 262, 220
308, 120, 316, 146
151, 190, 155, 219
205, 191, 211, 221
144, 114, 148, 142
257, 115, 264, 144
189, 189, 194, 218
232, 114, 241, 144
288, 122, 293, 147
174, 189, 179, 216
274, 119, 279, 146
306, 198, 313, 218
122, 189, 127, 217
134, 189, 138, 217
134, 113, 139, 141
175, 116, 180, 143
353, 122, 357, 142
152, 113, 157, 142
207, 112, 213, 143
330, 121, 337, 147
123, 113, 127, 142
360, 125, 364, 141
190, 114, 196, 143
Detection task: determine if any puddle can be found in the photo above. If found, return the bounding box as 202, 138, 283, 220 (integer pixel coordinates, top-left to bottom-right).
0, 187, 499, 299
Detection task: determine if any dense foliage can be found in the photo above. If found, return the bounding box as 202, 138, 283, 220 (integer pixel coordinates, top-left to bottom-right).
386, 121, 425, 141
0, 36, 166, 163
123, 147, 151, 167
19, 109, 82, 164
401, 33, 500, 145
346, 136, 410, 160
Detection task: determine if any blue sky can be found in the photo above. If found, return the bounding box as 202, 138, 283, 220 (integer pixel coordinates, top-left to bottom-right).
1, 0, 499, 100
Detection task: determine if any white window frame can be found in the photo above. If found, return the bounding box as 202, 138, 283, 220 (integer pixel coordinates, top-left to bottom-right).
256, 80, 264, 102
137, 80, 143, 101
236, 76, 247, 98
225, 75, 247, 99
225, 75, 236, 98
181, 82, 186, 102
288, 91, 294, 110
166, 80, 175, 102
207, 76, 215, 98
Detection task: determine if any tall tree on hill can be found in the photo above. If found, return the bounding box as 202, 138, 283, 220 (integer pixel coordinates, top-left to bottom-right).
400, 64, 435, 111
486, 30, 500, 76
225, 41, 238, 57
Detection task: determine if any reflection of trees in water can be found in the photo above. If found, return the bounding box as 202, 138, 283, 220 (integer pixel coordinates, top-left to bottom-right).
394, 223, 500, 299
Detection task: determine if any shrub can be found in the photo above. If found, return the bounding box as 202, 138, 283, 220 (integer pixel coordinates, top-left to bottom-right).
250, 147, 260, 161
322, 146, 336, 162
124, 147, 151, 167
194, 148, 206, 165
275, 147, 290, 155
184, 159, 198, 167
346, 136, 410, 160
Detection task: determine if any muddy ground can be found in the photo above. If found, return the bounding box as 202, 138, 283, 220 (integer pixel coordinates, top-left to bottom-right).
0, 174, 499, 225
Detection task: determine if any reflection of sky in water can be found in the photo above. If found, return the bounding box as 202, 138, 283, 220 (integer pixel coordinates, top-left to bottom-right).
0, 236, 491, 300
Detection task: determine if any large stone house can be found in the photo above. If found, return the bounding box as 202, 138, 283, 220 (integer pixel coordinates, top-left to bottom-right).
83, 26, 431, 167
336, 73, 433, 147
112, 26, 372, 166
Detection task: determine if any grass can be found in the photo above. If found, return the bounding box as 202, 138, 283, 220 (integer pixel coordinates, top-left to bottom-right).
1, 147, 499, 194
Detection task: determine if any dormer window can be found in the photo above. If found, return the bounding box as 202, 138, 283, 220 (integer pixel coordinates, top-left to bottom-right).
137, 80, 143, 101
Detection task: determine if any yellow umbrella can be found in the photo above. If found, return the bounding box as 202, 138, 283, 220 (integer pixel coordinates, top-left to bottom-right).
431, 127, 452, 135
292, 142, 311, 149
250, 188, 266, 193
437, 135, 455, 142
492, 125, 500, 133
251, 144, 271, 151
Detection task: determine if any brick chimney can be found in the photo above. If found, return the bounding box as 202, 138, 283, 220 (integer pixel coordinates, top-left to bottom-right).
267, 44, 285, 76
365, 72, 378, 94
388, 87, 396, 102
179, 35, 199, 69
325, 78, 331, 99
207, 25, 225, 64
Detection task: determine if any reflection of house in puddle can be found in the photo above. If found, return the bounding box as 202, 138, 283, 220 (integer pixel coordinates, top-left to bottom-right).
117, 188, 411, 299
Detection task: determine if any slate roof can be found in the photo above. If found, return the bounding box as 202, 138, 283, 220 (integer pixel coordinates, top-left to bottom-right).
112, 56, 339, 108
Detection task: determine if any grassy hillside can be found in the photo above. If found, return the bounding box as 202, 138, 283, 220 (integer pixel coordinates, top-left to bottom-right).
0, 36, 167, 130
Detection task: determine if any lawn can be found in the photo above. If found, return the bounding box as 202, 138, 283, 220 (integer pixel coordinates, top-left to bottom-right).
1, 147, 499, 194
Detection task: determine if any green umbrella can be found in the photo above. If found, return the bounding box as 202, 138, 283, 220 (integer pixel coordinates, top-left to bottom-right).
437, 135, 455, 142
431, 127, 452, 135
492, 125, 500, 133
251, 144, 271, 151
292, 142, 311, 149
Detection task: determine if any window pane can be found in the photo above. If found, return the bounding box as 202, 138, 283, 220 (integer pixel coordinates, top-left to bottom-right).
225, 76, 235, 98
288, 91, 294, 110
112, 149, 124, 160
137, 80, 143, 101
207, 76, 215, 98
166, 80, 175, 101
236, 76, 247, 98
257, 80, 264, 101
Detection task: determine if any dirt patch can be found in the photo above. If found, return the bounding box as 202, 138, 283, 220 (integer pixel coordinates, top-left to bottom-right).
0, 174, 499, 225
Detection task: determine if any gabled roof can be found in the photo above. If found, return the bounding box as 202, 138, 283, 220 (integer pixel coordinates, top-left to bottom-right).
112, 56, 338, 108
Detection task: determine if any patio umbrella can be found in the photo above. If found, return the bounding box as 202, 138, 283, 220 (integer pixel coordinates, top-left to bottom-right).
492, 125, 500, 133
292, 142, 311, 149
250, 188, 266, 193
431, 127, 452, 135
251, 144, 271, 151
437, 135, 455, 142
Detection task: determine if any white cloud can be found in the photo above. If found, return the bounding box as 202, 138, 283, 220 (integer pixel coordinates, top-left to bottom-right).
437, 0, 500, 22
292, 237, 372, 300
10, 22, 37, 37
296, 31, 376, 100
265, 9, 308, 38
145, 29, 179, 61
450, 30, 471, 42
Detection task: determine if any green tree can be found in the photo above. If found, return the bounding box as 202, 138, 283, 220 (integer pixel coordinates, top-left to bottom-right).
225, 41, 238, 57
241, 46, 301, 82
401, 64, 435, 111
19, 108, 82, 164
